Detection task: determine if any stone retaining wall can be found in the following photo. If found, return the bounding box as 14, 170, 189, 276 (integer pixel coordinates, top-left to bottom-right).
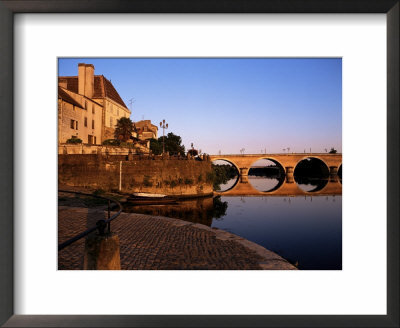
58, 154, 213, 196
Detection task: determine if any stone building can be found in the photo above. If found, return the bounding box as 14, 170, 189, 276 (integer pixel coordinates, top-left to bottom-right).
58, 86, 103, 144
132, 120, 158, 150
134, 120, 158, 140
58, 63, 131, 144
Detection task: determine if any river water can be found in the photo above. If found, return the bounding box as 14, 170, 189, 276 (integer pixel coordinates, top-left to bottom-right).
122, 176, 342, 270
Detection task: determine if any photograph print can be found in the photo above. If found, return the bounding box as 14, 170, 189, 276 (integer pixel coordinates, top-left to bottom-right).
58, 58, 342, 270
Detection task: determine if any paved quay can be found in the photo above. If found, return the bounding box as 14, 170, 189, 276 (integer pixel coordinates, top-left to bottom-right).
58, 206, 296, 270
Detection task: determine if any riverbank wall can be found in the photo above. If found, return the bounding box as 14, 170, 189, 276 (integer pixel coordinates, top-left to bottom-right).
58, 154, 214, 196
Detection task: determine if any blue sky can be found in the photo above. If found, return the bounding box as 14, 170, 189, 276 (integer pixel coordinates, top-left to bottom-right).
58, 58, 342, 155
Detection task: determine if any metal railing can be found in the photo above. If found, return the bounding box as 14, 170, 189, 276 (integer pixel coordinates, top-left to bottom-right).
58, 190, 122, 251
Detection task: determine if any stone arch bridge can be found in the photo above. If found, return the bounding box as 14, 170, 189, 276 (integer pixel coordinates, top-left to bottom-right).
209, 153, 342, 179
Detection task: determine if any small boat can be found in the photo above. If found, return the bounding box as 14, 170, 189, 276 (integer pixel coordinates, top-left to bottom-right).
132, 192, 167, 198
128, 193, 178, 205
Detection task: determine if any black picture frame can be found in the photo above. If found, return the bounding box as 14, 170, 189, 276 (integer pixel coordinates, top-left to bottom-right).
0, 1, 398, 327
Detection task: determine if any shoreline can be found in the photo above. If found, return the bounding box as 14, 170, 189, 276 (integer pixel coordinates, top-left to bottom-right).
58, 205, 296, 270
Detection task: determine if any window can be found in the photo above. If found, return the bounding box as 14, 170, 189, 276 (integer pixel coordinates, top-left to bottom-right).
110, 117, 112, 127
70, 119, 78, 130
84, 101, 87, 110
88, 135, 97, 145
92, 105, 95, 114
84, 117, 87, 127
92, 120, 95, 129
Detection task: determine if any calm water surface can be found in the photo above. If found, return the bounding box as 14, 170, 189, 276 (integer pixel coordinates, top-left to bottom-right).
123, 176, 342, 270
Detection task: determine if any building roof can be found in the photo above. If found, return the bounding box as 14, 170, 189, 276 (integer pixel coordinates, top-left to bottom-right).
58, 86, 84, 108
58, 75, 128, 109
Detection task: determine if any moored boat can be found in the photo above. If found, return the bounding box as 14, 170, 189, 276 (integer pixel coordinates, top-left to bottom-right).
132, 192, 167, 198
128, 193, 178, 205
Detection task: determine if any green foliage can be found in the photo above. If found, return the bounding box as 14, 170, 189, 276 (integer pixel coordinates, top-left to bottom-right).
102, 139, 120, 146
159, 132, 186, 156
150, 132, 187, 156
329, 147, 337, 154
197, 174, 203, 182
212, 196, 228, 219
150, 138, 163, 155
114, 117, 134, 142
211, 164, 238, 190
187, 149, 198, 156
66, 138, 82, 144
169, 180, 178, 188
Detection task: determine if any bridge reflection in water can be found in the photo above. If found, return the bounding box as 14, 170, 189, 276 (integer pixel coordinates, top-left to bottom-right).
216, 175, 342, 197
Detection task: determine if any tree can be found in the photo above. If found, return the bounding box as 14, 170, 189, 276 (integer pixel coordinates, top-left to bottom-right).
114, 117, 134, 142
149, 138, 162, 155
150, 132, 186, 156
329, 147, 337, 154
187, 149, 198, 157
160, 132, 185, 156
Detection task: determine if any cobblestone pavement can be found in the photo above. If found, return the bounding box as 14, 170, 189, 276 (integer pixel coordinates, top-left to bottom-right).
58, 206, 296, 270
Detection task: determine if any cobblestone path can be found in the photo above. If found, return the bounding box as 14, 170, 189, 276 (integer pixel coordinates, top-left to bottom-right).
58, 206, 296, 270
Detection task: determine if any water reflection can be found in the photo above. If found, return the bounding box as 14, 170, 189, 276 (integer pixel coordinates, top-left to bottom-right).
294, 177, 328, 192
217, 175, 239, 192
122, 196, 228, 227
248, 176, 285, 192
219, 176, 341, 196
212, 195, 342, 270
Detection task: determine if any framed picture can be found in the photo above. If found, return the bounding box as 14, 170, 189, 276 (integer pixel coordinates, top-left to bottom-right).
1, 0, 398, 327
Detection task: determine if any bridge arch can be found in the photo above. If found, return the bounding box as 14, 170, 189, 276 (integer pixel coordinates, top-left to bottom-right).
293, 156, 330, 193
247, 157, 286, 193
293, 156, 330, 176
210, 158, 241, 192
338, 164, 342, 184
210, 158, 241, 175
248, 157, 286, 174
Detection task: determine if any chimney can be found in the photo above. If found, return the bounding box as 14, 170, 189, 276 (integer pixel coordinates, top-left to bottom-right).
78, 63, 95, 98
78, 63, 86, 95
85, 64, 94, 98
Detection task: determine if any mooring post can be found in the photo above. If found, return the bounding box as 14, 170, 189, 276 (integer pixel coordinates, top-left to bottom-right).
84, 220, 120, 270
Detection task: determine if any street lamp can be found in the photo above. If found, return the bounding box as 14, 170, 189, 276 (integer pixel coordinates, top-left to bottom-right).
159, 119, 168, 155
